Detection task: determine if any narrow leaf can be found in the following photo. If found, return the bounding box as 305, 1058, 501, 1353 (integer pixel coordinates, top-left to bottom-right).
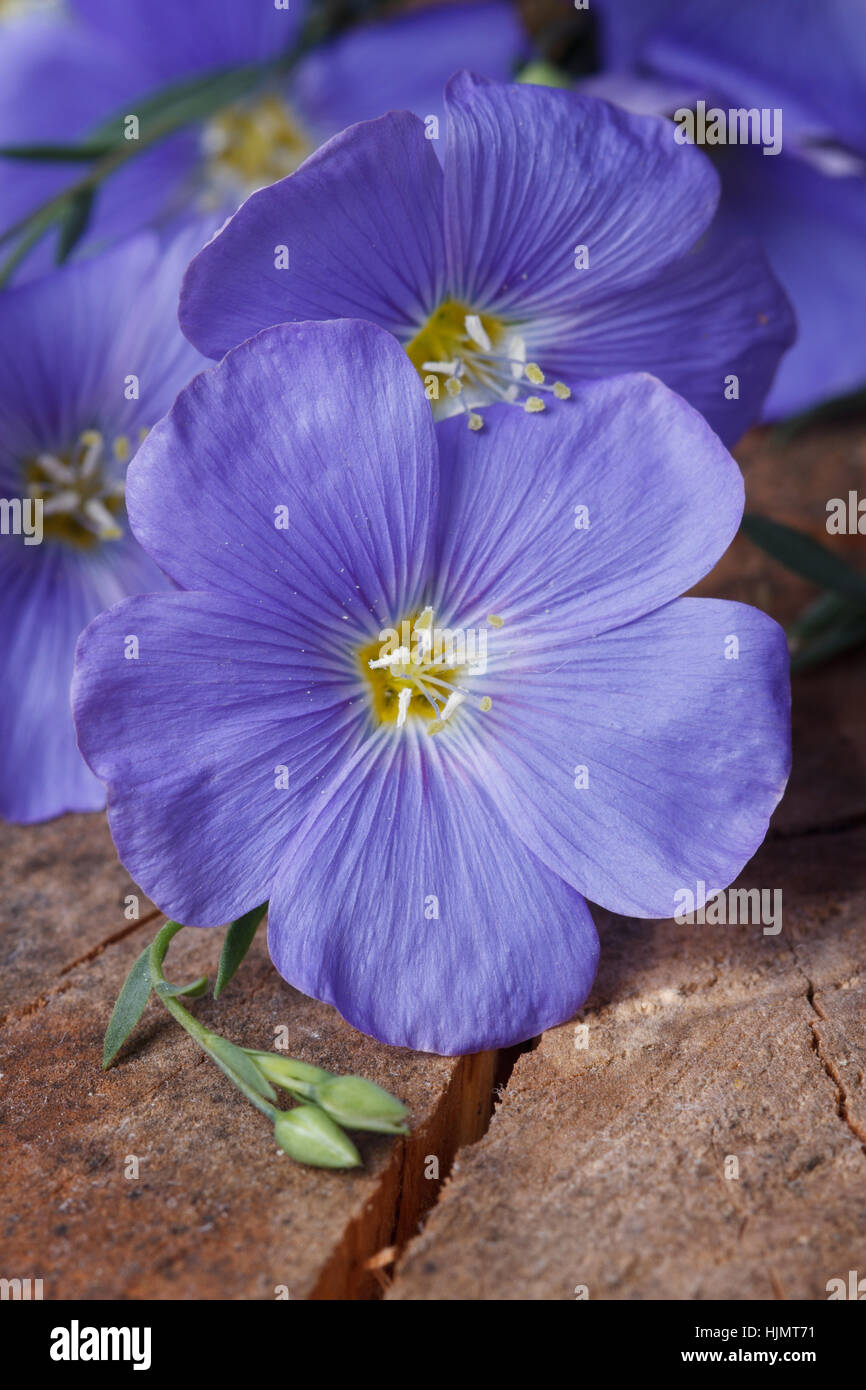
791, 614, 866, 673
741, 514, 866, 605
0, 142, 115, 161
103, 944, 152, 1069
56, 187, 96, 264
205, 1034, 278, 1103
213, 903, 267, 998
156, 975, 209, 999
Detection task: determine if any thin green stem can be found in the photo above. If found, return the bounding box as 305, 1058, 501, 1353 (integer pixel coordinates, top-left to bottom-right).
148, 920, 278, 1121
0, 6, 337, 284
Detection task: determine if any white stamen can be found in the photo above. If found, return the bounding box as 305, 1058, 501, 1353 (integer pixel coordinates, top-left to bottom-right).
464, 313, 491, 353
421, 359, 459, 375
79, 430, 104, 479
41, 490, 81, 516
368, 646, 412, 670
35, 453, 75, 485
396, 686, 412, 728
83, 497, 122, 538
440, 691, 466, 722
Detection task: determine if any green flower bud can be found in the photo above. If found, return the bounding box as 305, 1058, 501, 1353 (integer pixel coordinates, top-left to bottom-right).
273, 1105, 361, 1169
313, 1075, 409, 1134
248, 1051, 333, 1095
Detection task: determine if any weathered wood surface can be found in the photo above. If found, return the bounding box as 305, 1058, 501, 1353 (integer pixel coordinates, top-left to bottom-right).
387, 418, 866, 1299
2, 419, 864, 1300
0, 822, 497, 1299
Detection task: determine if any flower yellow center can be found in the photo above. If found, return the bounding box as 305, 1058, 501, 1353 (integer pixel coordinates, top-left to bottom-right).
201, 94, 312, 204
404, 299, 571, 428
359, 608, 495, 735
24, 429, 135, 548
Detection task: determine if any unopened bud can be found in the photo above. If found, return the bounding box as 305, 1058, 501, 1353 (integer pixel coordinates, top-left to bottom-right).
246, 1050, 332, 1096
314, 1075, 409, 1135
273, 1106, 361, 1169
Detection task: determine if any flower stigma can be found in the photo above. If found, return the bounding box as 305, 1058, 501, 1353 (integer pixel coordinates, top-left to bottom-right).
23, 429, 137, 547
359, 607, 493, 735
405, 300, 571, 428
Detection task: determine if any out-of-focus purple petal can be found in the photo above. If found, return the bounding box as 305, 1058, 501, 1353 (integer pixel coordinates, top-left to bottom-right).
714, 148, 866, 418
0, 232, 205, 452
70, 0, 304, 82
0, 537, 168, 823
267, 729, 599, 1054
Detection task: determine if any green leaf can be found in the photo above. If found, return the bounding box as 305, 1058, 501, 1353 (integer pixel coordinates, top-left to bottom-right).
0, 142, 115, 161
103, 944, 153, 1069
205, 1033, 278, 1103
741, 514, 866, 605
791, 613, 866, 673
156, 975, 209, 999
213, 903, 267, 998
56, 187, 96, 264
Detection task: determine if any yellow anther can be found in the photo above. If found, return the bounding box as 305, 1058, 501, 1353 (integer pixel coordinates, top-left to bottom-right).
467, 412, 484, 431
553, 381, 572, 400
525, 363, 545, 385
427, 719, 446, 736
445, 376, 462, 397
479, 696, 493, 712
138, 426, 149, 443
524, 396, 545, 413
79, 429, 102, 448
113, 435, 130, 463
487, 615, 504, 629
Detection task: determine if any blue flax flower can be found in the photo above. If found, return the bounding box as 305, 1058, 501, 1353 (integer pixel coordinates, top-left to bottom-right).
585, 0, 866, 418
0, 1, 525, 278
0, 232, 204, 822
72, 320, 790, 1054
179, 73, 795, 447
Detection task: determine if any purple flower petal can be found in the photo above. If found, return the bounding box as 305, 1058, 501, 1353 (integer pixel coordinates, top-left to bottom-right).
127, 319, 438, 638
474, 597, 791, 918
70, 0, 303, 82
73, 589, 369, 922
715, 149, 866, 419
537, 231, 794, 445
0, 233, 204, 821
442, 70, 720, 319
432, 376, 744, 643
180, 113, 445, 359
292, 1, 525, 139
0, 538, 167, 823
267, 730, 599, 1054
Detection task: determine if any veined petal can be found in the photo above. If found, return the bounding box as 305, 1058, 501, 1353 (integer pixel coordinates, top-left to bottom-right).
442, 70, 720, 319
72, 590, 366, 924
536, 232, 795, 446
267, 729, 599, 1055
180, 113, 445, 359
126, 319, 438, 640
292, 1, 526, 140
473, 597, 791, 918
432, 377, 743, 643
